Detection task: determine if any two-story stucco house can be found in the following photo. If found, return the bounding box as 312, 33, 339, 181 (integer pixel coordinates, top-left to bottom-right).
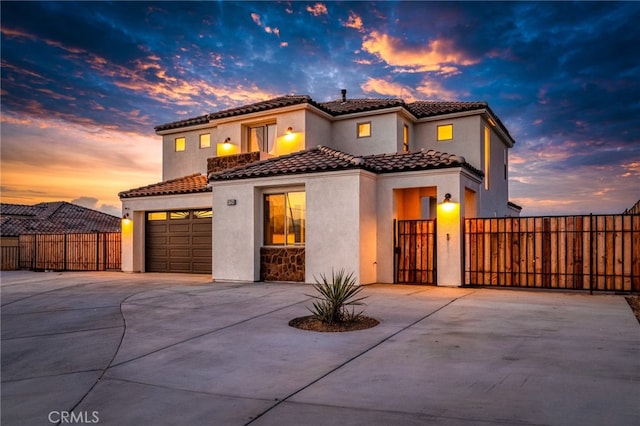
119, 90, 520, 285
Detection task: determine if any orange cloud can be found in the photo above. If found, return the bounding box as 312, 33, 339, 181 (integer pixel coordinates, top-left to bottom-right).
361, 77, 415, 101
344, 11, 364, 31
361, 31, 478, 74
307, 3, 328, 17
251, 13, 262, 26
415, 79, 460, 100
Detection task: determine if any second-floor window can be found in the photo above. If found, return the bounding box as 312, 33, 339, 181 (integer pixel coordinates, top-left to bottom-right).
403, 124, 409, 152
437, 124, 453, 141
199, 134, 211, 149
175, 137, 186, 152
357, 122, 371, 138
249, 124, 276, 153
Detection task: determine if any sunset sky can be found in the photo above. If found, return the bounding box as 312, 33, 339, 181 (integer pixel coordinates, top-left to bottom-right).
1, 1, 639, 217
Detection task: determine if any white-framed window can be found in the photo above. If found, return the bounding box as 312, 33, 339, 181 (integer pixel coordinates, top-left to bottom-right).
264, 191, 305, 246
199, 134, 211, 149
484, 126, 491, 190
403, 124, 409, 152
249, 123, 277, 153
357, 122, 371, 138
437, 124, 453, 141
175, 137, 186, 152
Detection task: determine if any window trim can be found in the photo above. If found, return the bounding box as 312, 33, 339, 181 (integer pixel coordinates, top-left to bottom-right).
199, 133, 211, 149
357, 121, 371, 138
263, 189, 306, 247
248, 122, 277, 153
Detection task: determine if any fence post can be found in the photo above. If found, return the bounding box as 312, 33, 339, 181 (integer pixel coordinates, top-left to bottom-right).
589, 214, 594, 295
96, 232, 100, 271
63, 234, 68, 271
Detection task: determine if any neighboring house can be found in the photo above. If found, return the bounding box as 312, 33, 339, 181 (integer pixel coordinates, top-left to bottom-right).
0, 201, 121, 238
0, 202, 121, 269
120, 91, 520, 285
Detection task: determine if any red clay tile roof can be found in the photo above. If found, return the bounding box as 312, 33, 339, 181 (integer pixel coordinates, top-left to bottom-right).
319, 98, 406, 115
155, 96, 319, 131
118, 173, 210, 199
209, 95, 317, 120
153, 114, 210, 132
154, 95, 498, 131
406, 101, 488, 118
209, 146, 481, 181
0, 202, 121, 236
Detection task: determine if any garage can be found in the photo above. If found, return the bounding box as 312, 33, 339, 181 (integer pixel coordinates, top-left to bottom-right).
145, 209, 212, 273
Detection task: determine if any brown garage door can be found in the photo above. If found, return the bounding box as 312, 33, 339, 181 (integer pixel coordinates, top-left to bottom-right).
145, 210, 212, 273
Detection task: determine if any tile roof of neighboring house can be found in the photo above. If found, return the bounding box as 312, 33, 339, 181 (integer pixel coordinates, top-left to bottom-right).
209, 146, 481, 182
118, 173, 210, 199
0, 202, 121, 237
153, 95, 513, 143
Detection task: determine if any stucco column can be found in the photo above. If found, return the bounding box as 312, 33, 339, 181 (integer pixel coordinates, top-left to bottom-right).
121, 211, 134, 273
436, 190, 463, 286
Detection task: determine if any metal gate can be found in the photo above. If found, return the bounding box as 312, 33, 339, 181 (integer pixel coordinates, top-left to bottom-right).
394, 219, 437, 284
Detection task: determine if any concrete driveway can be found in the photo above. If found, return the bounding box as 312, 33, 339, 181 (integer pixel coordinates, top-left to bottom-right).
1, 271, 639, 426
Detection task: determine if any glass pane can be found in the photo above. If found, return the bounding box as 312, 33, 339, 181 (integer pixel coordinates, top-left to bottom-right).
175, 137, 186, 151
170, 211, 189, 220
266, 124, 277, 154
437, 124, 453, 141
148, 212, 167, 221
199, 134, 211, 148
358, 122, 371, 138
286, 192, 305, 244
264, 194, 285, 245
249, 127, 263, 152
193, 210, 213, 219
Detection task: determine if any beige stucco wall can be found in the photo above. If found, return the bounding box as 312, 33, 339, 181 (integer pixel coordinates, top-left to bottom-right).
211, 170, 377, 284
414, 114, 513, 217
161, 125, 217, 180
329, 112, 400, 156
374, 168, 482, 286
160, 105, 326, 181
120, 193, 212, 273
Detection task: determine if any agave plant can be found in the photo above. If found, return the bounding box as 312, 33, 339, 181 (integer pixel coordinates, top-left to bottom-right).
307, 269, 368, 324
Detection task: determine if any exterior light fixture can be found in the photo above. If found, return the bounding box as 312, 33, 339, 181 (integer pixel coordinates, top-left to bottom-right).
223, 137, 231, 145
286, 127, 293, 135
122, 210, 131, 225
440, 193, 456, 213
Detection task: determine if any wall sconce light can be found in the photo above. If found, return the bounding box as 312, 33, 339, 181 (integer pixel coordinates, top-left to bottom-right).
286, 127, 293, 135
440, 193, 456, 213
223, 137, 231, 145
122, 209, 131, 224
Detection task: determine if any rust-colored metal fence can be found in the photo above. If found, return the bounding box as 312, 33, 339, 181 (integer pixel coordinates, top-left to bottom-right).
18, 233, 121, 271
464, 215, 640, 293
394, 219, 437, 284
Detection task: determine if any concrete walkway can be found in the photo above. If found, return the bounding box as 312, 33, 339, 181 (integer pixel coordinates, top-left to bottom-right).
1, 271, 638, 425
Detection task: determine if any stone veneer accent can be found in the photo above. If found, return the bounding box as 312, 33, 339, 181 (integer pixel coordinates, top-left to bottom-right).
260, 247, 305, 282
207, 152, 262, 174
